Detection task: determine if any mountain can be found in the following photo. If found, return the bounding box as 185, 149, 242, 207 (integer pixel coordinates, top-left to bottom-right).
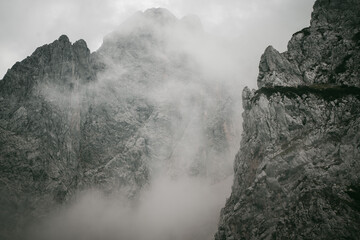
3, 1, 359, 239
215, 0, 360, 239
0, 8, 240, 239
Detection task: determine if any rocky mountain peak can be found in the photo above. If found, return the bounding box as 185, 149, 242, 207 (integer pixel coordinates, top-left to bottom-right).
58, 34, 70, 43
73, 39, 88, 50
257, 45, 302, 88
0, 5, 239, 239
0, 34, 93, 98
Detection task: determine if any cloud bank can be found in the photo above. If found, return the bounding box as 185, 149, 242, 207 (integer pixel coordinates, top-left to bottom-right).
0, 0, 315, 86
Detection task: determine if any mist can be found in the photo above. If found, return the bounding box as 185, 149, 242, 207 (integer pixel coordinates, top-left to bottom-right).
0, 2, 315, 240
20, 8, 245, 240
29, 176, 232, 240
0, 0, 315, 85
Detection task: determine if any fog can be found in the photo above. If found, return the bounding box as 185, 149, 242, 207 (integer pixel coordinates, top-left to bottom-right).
1, 1, 315, 239
26, 9, 245, 239
30, 176, 232, 240
0, 0, 315, 87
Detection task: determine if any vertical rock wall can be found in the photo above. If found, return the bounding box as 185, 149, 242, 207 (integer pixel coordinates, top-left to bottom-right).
216, 0, 360, 239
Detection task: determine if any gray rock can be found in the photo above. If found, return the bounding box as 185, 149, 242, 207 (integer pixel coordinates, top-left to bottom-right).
0, 9, 240, 239
216, 0, 360, 239
258, 0, 360, 88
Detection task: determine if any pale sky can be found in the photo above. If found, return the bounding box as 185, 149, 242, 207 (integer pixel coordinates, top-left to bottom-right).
0, 0, 315, 81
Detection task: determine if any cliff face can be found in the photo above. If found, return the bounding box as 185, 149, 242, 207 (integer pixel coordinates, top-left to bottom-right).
0, 8, 239, 239
0, 36, 96, 237
216, 0, 360, 239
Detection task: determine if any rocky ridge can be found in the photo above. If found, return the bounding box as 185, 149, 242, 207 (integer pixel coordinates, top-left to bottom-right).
216, 0, 360, 239
0, 8, 239, 239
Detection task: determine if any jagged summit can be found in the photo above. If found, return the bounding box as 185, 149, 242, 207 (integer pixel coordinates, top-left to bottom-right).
257, 45, 302, 88
52, 34, 89, 51
0, 34, 93, 96
58, 34, 70, 43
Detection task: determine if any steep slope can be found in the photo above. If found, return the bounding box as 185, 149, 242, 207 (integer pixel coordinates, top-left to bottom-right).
0, 36, 96, 238
216, 0, 360, 239
0, 8, 240, 239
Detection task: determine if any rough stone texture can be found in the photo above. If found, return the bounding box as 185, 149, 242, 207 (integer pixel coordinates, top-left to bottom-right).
216, 0, 360, 239
258, 0, 360, 88
0, 8, 239, 239
0, 36, 96, 239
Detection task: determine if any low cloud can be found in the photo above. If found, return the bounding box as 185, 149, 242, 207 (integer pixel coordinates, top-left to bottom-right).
1, 2, 315, 239
29, 175, 233, 240
0, 0, 315, 84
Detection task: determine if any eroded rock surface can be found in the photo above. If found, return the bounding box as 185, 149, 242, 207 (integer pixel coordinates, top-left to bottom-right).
216, 0, 360, 239
258, 0, 360, 88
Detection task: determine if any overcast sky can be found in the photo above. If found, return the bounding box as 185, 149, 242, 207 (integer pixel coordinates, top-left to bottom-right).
0, 0, 315, 81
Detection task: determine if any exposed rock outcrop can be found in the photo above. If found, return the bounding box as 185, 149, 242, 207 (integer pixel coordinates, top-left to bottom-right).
0, 8, 239, 239
258, 0, 360, 88
0, 35, 96, 239
216, 0, 360, 239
